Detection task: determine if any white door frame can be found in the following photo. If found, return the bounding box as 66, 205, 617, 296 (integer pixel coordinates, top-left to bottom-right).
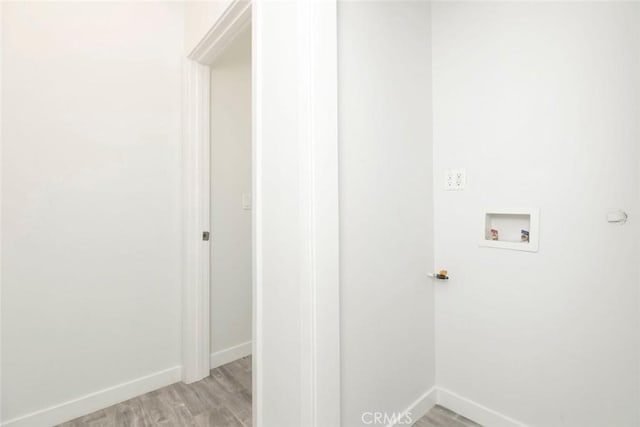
182, 1, 340, 426
181, 0, 252, 386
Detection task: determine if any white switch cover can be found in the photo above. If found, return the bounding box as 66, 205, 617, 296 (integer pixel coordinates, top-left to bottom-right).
242, 193, 252, 210
444, 168, 466, 191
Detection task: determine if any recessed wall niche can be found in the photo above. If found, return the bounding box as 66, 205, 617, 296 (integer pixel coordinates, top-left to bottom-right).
479, 209, 540, 252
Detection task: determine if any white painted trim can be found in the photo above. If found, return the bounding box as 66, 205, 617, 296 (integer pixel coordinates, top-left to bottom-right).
185, 2, 341, 426
188, 0, 252, 64
391, 387, 528, 427
298, 1, 315, 419
250, 2, 262, 426
296, 1, 341, 426
209, 341, 253, 369
182, 0, 255, 410
388, 387, 437, 427
437, 388, 526, 426
0, 3, 4, 425
182, 58, 211, 384
182, 0, 252, 395
0, 367, 181, 427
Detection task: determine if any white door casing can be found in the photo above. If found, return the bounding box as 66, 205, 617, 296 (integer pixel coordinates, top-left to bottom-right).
181, 1, 340, 426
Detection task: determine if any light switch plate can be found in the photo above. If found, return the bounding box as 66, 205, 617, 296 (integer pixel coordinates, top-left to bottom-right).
445, 168, 466, 191
242, 193, 252, 210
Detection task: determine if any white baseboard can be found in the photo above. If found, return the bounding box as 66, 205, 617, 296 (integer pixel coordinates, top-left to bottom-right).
436, 387, 526, 427
388, 386, 437, 427
1, 341, 252, 427
1, 366, 182, 427
391, 386, 526, 427
209, 340, 252, 369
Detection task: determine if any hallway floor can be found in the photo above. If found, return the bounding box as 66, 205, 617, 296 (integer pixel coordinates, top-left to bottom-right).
58, 356, 252, 427
58, 356, 478, 426
414, 405, 481, 427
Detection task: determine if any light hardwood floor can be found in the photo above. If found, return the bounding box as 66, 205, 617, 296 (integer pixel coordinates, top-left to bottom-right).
58, 356, 252, 427
58, 357, 478, 427
414, 405, 481, 427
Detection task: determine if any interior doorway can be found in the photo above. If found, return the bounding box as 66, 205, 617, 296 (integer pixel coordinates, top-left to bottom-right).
209, 26, 253, 371
180, 0, 254, 411
181, 17, 255, 427
182, 2, 342, 425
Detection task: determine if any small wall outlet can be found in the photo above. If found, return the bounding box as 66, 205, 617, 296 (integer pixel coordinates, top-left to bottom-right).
444, 168, 466, 191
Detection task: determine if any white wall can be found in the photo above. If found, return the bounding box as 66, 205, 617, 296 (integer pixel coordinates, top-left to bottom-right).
184, 0, 230, 54
210, 27, 252, 361
432, 2, 640, 426
338, 2, 435, 425
1, 2, 184, 425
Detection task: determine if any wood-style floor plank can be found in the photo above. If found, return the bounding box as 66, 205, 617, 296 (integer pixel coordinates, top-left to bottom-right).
57, 357, 252, 427
59, 357, 478, 427
413, 405, 482, 427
